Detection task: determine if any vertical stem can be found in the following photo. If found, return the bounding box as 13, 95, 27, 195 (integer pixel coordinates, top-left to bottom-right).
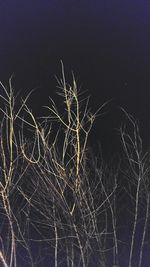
2, 192, 16, 267
53, 197, 58, 267
73, 223, 86, 267
129, 176, 141, 267
71, 241, 74, 267
138, 194, 150, 267
66, 242, 70, 267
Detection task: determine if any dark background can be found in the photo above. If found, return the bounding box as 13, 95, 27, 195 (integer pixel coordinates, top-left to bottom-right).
0, 0, 150, 156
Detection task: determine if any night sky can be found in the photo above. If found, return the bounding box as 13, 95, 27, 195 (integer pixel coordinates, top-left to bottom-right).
0, 0, 150, 154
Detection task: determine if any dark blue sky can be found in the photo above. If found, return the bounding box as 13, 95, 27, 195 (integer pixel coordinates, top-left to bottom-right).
0, 0, 150, 152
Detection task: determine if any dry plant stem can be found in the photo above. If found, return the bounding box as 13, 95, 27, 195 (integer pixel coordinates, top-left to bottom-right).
0, 80, 17, 267
138, 193, 150, 267
71, 242, 74, 267
13, 66, 109, 266
100, 174, 118, 265
53, 197, 58, 267
111, 178, 118, 266
66, 243, 70, 267
73, 223, 86, 267
8, 84, 17, 267
129, 206, 139, 267
82, 162, 107, 265
120, 112, 144, 267
21, 103, 41, 164
0, 251, 9, 267
128, 168, 141, 267
128, 168, 141, 265
58, 65, 96, 210
2, 192, 16, 267
0, 79, 36, 267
